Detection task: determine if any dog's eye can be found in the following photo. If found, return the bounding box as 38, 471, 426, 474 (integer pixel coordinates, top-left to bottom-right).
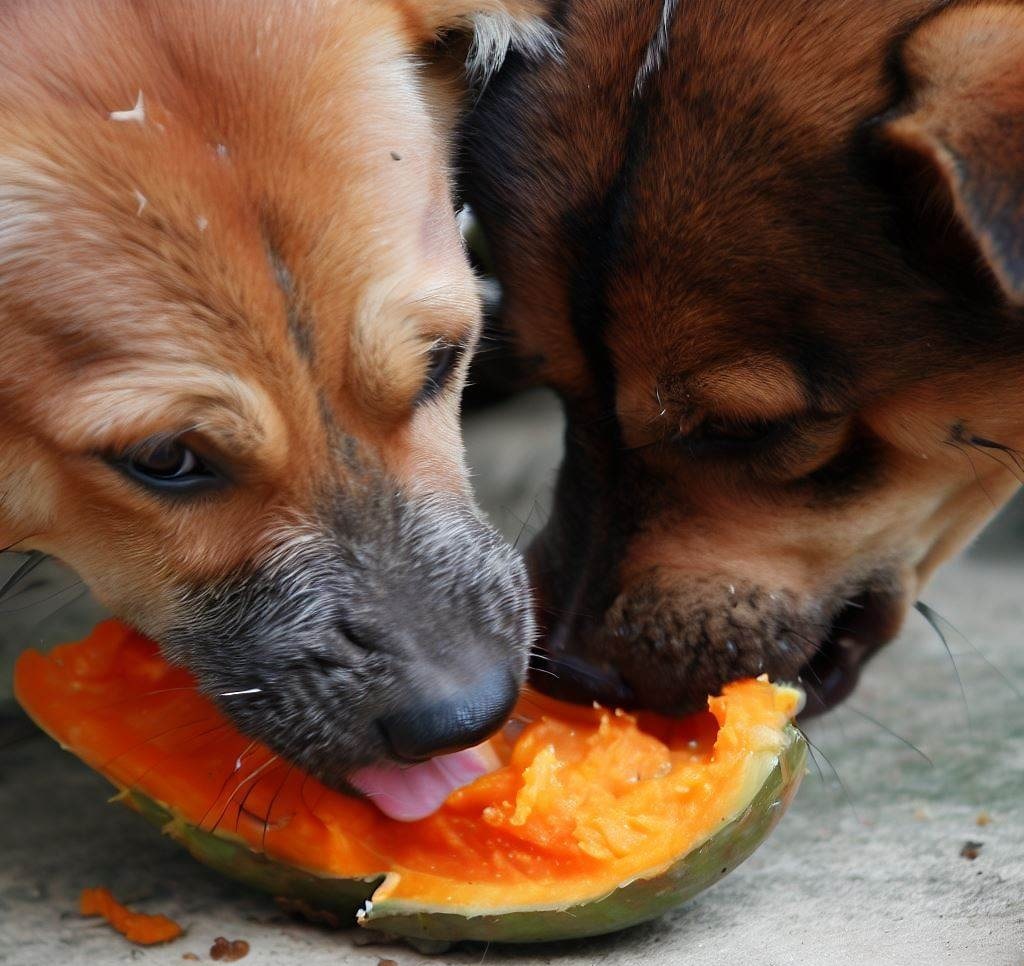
115, 439, 221, 494
676, 416, 789, 453
417, 340, 462, 404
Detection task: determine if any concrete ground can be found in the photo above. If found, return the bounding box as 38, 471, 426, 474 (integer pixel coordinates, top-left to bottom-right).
1, 391, 1022, 965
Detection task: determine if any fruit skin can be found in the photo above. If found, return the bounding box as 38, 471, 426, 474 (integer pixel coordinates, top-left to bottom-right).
122, 726, 806, 944
125, 793, 380, 922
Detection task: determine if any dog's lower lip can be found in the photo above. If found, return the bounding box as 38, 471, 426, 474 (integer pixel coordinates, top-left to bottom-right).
799, 636, 867, 717
798, 589, 903, 717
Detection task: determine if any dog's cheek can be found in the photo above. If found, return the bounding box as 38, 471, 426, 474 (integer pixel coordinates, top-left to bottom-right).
0, 442, 59, 545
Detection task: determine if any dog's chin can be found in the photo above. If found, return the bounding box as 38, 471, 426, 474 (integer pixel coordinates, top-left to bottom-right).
796, 589, 906, 718
528, 585, 908, 720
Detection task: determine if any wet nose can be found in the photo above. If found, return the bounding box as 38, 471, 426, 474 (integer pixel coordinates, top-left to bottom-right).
379, 664, 519, 761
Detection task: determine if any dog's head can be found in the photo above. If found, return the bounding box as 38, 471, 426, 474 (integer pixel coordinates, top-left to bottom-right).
0, 0, 553, 790
463, 1, 1024, 714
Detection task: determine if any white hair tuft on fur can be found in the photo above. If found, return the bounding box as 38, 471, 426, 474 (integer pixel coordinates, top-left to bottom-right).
464, 10, 559, 84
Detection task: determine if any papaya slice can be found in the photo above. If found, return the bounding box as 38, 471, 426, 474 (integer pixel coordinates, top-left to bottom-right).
15, 620, 806, 943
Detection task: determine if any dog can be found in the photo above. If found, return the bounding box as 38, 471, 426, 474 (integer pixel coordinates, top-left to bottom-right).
0, 0, 554, 811
461, 0, 1024, 716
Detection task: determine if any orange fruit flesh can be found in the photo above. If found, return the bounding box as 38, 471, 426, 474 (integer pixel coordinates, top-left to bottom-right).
79, 886, 183, 945
16, 621, 800, 912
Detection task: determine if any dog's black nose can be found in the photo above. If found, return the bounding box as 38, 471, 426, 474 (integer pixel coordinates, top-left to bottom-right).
379, 665, 518, 761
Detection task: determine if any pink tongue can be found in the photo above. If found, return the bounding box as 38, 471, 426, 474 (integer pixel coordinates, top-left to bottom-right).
349, 746, 496, 822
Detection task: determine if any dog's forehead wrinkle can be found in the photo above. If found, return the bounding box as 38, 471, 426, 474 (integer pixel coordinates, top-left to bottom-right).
263, 236, 317, 365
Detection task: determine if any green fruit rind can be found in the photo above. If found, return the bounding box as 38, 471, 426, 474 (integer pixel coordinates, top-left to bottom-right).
124, 792, 381, 922
361, 725, 806, 942
119, 724, 805, 944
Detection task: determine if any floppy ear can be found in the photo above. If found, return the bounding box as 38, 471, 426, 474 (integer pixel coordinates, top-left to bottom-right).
880, 4, 1024, 304
409, 0, 556, 81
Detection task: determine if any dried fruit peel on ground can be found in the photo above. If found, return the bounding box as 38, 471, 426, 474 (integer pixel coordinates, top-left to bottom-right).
15, 620, 806, 943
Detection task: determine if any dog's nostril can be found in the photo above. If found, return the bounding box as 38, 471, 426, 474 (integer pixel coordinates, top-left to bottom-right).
379, 665, 518, 761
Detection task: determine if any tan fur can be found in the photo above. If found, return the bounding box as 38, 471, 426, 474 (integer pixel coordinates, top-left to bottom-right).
0, 0, 535, 631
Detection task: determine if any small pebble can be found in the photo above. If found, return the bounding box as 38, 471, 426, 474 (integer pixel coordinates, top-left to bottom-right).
210, 936, 250, 961
960, 841, 983, 861
378, 959, 399, 966
182, 955, 200, 962
976, 811, 991, 827
913, 807, 931, 821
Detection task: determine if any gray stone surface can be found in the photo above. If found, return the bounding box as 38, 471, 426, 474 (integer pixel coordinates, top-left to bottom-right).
1, 391, 1022, 965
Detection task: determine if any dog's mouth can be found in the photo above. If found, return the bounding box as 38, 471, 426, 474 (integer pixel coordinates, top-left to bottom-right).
797, 589, 905, 717
527, 585, 907, 720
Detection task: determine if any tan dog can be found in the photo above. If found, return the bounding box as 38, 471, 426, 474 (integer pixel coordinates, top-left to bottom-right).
462, 1, 1024, 715
0, 0, 553, 812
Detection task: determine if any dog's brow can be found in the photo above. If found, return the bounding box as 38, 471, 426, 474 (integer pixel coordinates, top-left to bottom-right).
47, 364, 285, 458
689, 357, 807, 419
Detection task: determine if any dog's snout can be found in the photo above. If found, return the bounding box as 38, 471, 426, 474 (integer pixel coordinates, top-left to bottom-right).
379, 664, 519, 761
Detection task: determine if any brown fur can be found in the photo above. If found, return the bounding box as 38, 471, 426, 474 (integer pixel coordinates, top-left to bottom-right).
462, 0, 1024, 713
0, 0, 547, 782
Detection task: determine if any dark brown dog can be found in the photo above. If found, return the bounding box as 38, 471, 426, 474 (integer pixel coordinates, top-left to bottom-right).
461, 1, 1024, 715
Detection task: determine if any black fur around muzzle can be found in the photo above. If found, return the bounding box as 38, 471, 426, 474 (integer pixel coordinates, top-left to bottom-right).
159, 485, 533, 790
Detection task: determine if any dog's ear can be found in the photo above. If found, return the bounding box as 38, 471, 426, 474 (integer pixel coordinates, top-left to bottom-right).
409, 0, 556, 81
879, 4, 1024, 305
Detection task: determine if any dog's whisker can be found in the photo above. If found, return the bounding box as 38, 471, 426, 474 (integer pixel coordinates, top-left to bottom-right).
234, 762, 270, 835
914, 601, 974, 737
0, 533, 42, 555
510, 497, 543, 551
199, 739, 259, 831
80, 685, 200, 716
0, 577, 84, 616
803, 733, 862, 824
0, 710, 43, 752
780, 627, 823, 658
535, 601, 602, 622
207, 752, 282, 836
27, 587, 91, 635
803, 734, 829, 790
96, 715, 222, 771
843, 705, 933, 765
967, 434, 1024, 476
944, 439, 999, 509
916, 601, 1021, 701
219, 688, 263, 697
0, 550, 48, 601
126, 722, 234, 788
964, 438, 1024, 486
527, 665, 559, 679
261, 764, 296, 850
